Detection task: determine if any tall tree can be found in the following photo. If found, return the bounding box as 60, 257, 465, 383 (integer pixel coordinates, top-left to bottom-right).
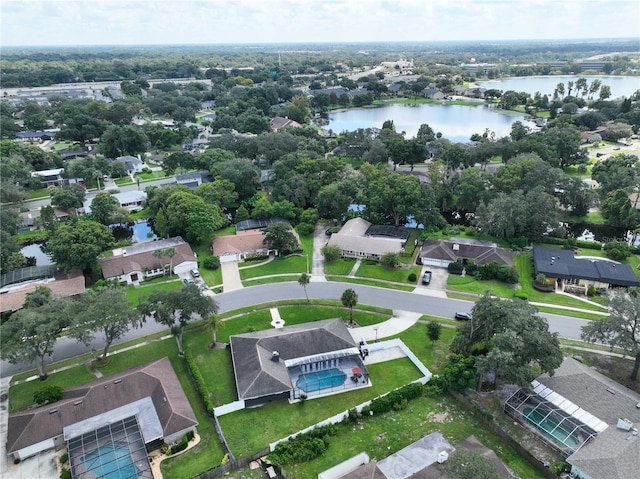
341, 288, 358, 325
263, 223, 299, 255
69, 286, 139, 359
582, 290, 640, 380
90, 192, 121, 225
152, 247, 177, 275
206, 314, 224, 349
298, 273, 311, 303
1, 297, 72, 380
137, 283, 219, 355
45, 218, 115, 272
49, 185, 86, 215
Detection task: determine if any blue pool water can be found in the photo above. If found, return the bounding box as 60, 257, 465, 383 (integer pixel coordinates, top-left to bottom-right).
297, 368, 346, 392
523, 407, 580, 448
81, 441, 139, 479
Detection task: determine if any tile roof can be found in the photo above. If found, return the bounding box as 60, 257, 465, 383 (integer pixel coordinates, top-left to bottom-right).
230, 319, 356, 400
212, 230, 268, 256
533, 247, 640, 287
7, 357, 197, 454
100, 237, 196, 279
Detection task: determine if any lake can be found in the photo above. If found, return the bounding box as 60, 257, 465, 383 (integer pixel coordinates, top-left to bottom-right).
19, 243, 54, 266
326, 103, 534, 142
476, 75, 640, 99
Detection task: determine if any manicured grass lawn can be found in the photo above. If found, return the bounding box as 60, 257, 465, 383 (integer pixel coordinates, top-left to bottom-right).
327, 276, 415, 291
136, 171, 169, 181
25, 189, 51, 200
16, 230, 48, 242
240, 256, 307, 279
324, 258, 357, 275
242, 275, 300, 286
446, 274, 516, 297
218, 357, 424, 457
279, 305, 388, 327
289, 394, 546, 479
9, 365, 96, 412
355, 263, 420, 283
126, 280, 182, 304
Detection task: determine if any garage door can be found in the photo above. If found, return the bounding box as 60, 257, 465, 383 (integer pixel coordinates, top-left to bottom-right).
219, 254, 238, 263
421, 258, 451, 268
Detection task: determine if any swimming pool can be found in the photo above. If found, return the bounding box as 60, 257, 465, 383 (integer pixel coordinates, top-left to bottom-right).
82, 441, 140, 479
297, 368, 346, 392
522, 407, 580, 448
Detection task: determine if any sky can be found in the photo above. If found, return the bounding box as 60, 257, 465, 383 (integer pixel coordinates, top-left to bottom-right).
2, 0, 639, 47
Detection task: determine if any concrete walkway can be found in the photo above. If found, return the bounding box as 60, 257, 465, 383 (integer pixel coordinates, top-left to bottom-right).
220, 261, 243, 291
311, 223, 327, 280
348, 310, 421, 343
0, 376, 11, 476
348, 259, 362, 277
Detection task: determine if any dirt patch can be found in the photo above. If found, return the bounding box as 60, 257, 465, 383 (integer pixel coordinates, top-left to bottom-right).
427, 411, 450, 423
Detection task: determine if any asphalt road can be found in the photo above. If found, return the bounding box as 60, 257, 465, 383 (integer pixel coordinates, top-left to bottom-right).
0, 282, 589, 378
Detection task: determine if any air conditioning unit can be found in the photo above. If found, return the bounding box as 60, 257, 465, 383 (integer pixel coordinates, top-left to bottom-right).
437, 451, 449, 463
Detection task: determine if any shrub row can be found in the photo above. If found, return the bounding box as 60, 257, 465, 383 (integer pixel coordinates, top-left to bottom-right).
184, 351, 214, 416
268, 423, 337, 465
170, 432, 192, 455
362, 382, 423, 415
541, 237, 603, 250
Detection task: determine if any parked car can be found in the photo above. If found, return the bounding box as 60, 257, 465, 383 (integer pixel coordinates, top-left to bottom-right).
422, 271, 432, 285
454, 312, 472, 321
183, 277, 194, 285
190, 268, 200, 278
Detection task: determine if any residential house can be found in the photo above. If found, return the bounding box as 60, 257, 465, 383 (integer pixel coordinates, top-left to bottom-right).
0, 268, 85, 314
230, 319, 366, 407
83, 190, 148, 214
419, 239, 513, 268
30, 168, 66, 187
18, 208, 69, 232
6, 357, 197, 464
504, 357, 640, 479
422, 88, 445, 100
212, 219, 299, 263
14, 130, 55, 142
270, 116, 302, 132
327, 218, 408, 260
533, 246, 640, 292
380, 58, 414, 75
113, 155, 144, 177
100, 237, 197, 284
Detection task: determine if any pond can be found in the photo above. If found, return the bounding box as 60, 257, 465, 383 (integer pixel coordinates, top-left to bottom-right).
476, 75, 640, 99
19, 243, 54, 266
326, 103, 534, 142
109, 221, 157, 243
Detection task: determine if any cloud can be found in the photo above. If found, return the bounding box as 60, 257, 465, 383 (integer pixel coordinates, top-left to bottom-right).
2, 0, 639, 46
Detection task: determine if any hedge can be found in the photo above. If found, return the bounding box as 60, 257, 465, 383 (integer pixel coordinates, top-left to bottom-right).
268, 424, 337, 465
184, 351, 214, 416
361, 382, 423, 415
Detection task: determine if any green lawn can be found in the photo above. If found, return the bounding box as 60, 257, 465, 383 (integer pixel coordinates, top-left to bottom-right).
25, 189, 51, 200
324, 258, 357, 275
9, 365, 96, 412
355, 263, 420, 283
446, 274, 516, 297
126, 280, 182, 304
240, 256, 308, 279
327, 276, 416, 291
218, 357, 424, 457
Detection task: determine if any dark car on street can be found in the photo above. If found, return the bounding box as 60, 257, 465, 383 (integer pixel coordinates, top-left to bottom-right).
454, 312, 472, 321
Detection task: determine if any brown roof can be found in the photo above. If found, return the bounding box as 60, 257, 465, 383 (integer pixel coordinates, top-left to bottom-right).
7, 357, 197, 454
270, 116, 302, 131
0, 269, 85, 313
212, 230, 269, 256
100, 237, 196, 279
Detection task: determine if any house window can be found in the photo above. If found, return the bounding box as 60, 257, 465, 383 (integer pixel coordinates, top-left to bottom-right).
566, 278, 580, 286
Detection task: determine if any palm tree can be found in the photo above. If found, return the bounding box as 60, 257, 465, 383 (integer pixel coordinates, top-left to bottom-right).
298, 273, 311, 303
341, 288, 358, 325
206, 314, 224, 349
153, 247, 178, 276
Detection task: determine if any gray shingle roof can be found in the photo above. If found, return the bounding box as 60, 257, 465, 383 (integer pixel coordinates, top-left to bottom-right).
230, 319, 357, 401
420, 239, 513, 266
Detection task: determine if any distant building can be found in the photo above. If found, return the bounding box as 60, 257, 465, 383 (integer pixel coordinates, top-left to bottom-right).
270, 116, 302, 132
30, 168, 65, 187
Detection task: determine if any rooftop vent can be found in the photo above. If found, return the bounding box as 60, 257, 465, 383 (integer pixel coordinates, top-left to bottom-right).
618, 418, 633, 431
271, 351, 280, 362
73, 400, 83, 406
122, 250, 127, 256
49, 409, 58, 414
114, 379, 122, 384
453, 244, 460, 251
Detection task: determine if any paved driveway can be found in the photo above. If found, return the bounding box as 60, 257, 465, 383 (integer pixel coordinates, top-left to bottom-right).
220, 261, 243, 291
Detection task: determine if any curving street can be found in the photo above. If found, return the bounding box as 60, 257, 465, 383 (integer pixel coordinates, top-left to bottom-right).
0, 281, 589, 378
